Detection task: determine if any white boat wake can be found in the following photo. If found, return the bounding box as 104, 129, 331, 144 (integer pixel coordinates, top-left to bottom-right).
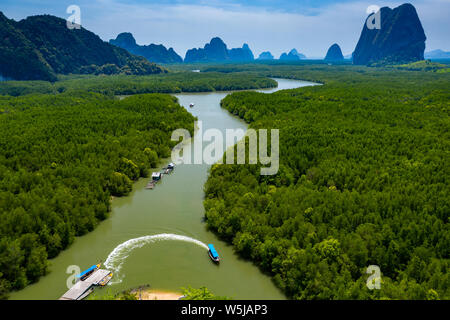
104, 233, 209, 284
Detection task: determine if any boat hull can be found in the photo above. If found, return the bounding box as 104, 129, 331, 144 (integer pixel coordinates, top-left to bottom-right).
208, 250, 220, 263
98, 272, 113, 286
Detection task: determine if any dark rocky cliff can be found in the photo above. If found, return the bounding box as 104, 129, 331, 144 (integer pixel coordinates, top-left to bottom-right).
324, 43, 344, 61
184, 37, 254, 63
353, 3, 426, 65
0, 13, 165, 81
229, 43, 254, 62
110, 33, 183, 64
257, 51, 274, 60
279, 49, 306, 61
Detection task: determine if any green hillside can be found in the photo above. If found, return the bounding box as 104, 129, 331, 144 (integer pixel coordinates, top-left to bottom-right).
204, 65, 449, 299
0, 12, 165, 81
0, 93, 195, 297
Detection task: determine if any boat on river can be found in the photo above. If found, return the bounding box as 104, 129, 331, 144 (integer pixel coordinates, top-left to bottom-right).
98, 271, 113, 286
161, 163, 175, 175
61, 263, 113, 300
208, 244, 220, 263
166, 163, 175, 173
189, 103, 195, 108
77, 263, 101, 281
152, 172, 162, 181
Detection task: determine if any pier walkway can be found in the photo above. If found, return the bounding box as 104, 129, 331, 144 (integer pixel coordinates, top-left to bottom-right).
59, 269, 112, 300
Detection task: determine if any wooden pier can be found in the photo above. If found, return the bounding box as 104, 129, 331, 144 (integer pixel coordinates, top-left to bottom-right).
145, 181, 156, 189
59, 269, 112, 300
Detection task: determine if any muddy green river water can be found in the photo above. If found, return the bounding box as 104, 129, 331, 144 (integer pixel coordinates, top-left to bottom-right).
10, 78, 317, 300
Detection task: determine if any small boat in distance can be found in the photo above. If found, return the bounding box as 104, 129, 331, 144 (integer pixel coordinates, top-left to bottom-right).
208, 244, 220, 263
163, 163, 175, 174
98, 271, 113, 286
189, 103, 195, 108
152, 172, 162, 181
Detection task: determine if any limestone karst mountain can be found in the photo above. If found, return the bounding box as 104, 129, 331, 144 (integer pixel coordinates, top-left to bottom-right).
0, 13, 165, 81
353, 3, 426, 65
184, 37, 255, 63
109, 33, 183, 64
324, 44, 344, 62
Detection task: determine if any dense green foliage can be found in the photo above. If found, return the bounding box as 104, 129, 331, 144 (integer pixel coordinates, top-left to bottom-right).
196, 62, 450, 84
1, 61, 448, 300
0, 92, 195, 298
0, 73, 277, 97
204, 65, 450, 299
163, 61, 349, 75
394, 60, 450, 73
0, 12, 56, 81
0, 12, 165, 81
181, 286, 231, 300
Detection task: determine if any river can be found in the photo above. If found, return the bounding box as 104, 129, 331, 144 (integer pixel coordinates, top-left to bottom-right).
10, 78, 317, 300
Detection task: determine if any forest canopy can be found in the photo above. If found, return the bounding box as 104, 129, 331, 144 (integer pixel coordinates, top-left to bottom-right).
0, 63, 448, 300
0, 72, 277, 97
204, 65, 450, 299
0, 92, 195, 298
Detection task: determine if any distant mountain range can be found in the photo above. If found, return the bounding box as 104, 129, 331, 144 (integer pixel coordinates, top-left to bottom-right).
109, 33, 183, 64
280, 49, 306, 61
0, 12, 165, 81
424, 49, 450, 59
353, 3, 426, 65
229, 43, 255, 62
184, 37, 254, 63
106, 4, 439, 67
0, 3, 438, 80
257, 52, 274, 60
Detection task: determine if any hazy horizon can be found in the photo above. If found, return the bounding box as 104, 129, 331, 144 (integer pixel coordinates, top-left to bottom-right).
1, 0, 449, 59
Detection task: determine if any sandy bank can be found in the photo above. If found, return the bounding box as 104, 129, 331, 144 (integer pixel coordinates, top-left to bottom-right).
134, 289, 183, 300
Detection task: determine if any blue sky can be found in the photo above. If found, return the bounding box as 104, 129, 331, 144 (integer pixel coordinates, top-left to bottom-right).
2, 0, 449, 58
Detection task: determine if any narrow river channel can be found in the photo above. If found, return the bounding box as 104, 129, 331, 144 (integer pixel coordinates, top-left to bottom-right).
10, 78, 317, 300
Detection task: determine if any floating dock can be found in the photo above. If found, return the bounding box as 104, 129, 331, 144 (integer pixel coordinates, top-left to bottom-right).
146, 164, 174, 190
59, 269, 112, 300
145, 181, 156, 189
